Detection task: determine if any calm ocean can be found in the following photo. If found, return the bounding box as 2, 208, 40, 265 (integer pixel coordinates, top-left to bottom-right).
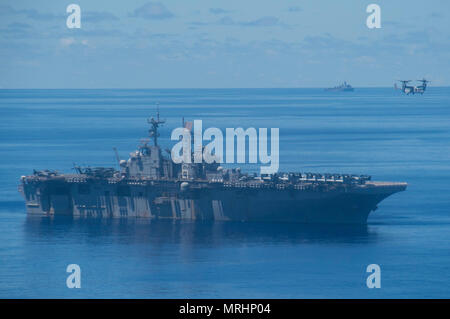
0, 88, 449, 298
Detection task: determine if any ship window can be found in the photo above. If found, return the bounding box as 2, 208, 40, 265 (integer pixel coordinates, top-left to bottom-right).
78, 184, 90, 195
139, 192, 143, 197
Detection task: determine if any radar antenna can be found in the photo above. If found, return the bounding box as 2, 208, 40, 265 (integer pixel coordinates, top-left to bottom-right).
147, 103, 165, 146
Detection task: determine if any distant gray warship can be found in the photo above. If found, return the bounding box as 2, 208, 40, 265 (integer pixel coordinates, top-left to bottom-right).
325, 81, 354, 92
19, 111, 406, 223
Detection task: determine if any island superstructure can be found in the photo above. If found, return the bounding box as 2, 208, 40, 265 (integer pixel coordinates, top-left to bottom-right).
19, 110, 406, 223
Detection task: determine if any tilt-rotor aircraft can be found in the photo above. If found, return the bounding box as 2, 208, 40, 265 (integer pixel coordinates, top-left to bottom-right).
395, 79, 430, 95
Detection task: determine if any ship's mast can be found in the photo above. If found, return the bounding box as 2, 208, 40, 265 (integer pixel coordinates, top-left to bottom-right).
147, 103, 165, 146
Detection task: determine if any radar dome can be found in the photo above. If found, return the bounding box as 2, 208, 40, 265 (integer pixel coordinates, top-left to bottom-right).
180, 182, 189, 191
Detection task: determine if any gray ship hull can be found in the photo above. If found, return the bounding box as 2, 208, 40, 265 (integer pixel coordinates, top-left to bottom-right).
19, 178, 406, 224
325, 88, 355, 92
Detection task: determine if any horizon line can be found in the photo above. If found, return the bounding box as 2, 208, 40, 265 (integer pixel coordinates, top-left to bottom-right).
1, 86, 449, 90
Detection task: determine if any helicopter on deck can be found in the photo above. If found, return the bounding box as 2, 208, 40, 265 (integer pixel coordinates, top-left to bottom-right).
395, 79, 430, 95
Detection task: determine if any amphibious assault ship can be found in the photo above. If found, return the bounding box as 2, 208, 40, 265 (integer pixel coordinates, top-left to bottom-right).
19, 111, 406, 224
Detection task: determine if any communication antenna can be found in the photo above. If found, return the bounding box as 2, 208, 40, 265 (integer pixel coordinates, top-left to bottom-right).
147, 102, 165, 146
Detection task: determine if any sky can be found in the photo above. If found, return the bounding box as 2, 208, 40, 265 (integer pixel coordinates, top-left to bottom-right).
0, 0, 449, 88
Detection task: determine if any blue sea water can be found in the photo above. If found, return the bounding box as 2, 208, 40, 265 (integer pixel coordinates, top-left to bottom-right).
0, 88, 449, 298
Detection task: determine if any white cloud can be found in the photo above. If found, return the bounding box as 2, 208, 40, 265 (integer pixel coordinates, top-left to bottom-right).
60, 37, 76, 47
130, 2, 174, 20
59, 38, 89, 48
